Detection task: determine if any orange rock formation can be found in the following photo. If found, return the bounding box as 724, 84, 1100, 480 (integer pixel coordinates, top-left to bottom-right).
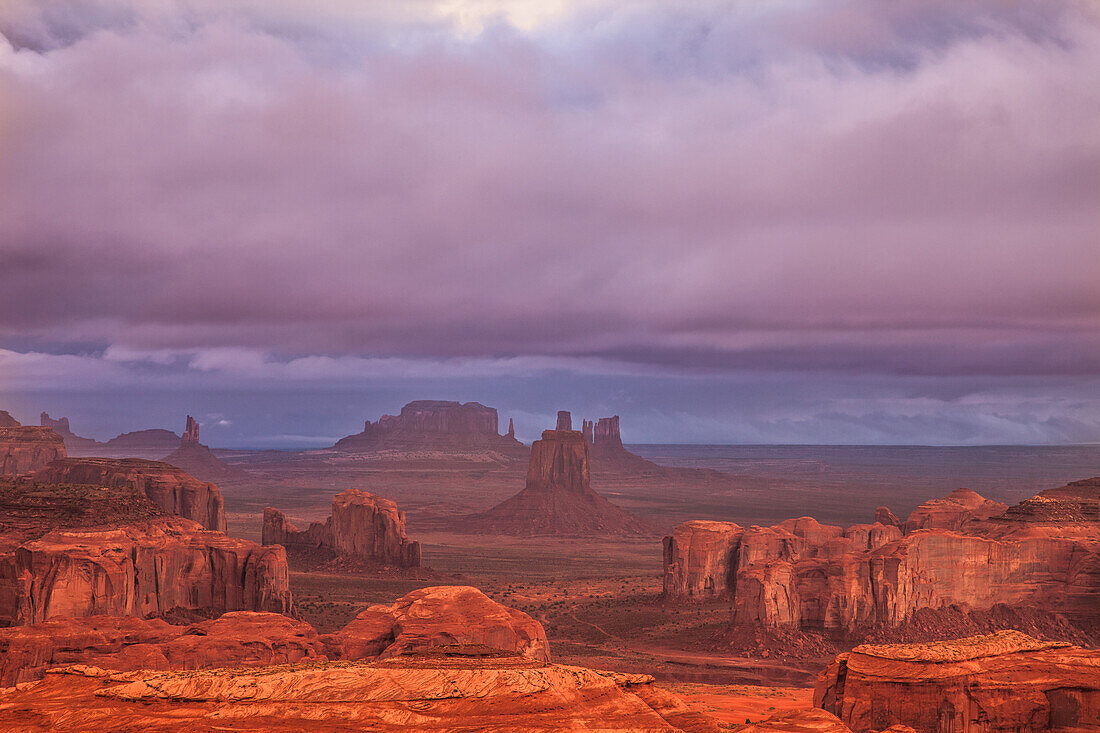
0, 425, 66, 476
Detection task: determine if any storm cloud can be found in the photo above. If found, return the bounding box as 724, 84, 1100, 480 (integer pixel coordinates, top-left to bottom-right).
0, 0, 1097, 444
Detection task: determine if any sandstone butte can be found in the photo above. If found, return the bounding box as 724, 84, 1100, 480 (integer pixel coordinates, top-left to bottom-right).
0, 424, 66, 477
30, 456, 227, 532
39, 412, 100, 450
159, 414, 246, 482
332, 400, 527, 456
0, 586, 547, 685
0, 479, 290, 626
263, 488, 422, 569
815, 630, 1100, 732
662, 478, 1100, 640
469, 425, 652, 536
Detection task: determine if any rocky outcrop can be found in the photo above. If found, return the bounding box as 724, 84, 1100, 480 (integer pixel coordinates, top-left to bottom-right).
0, 586, 547, 687
902, 488, 1007, 534
0, 426, 66, 477
580, 413, 664, 472
875, 506, 900, 527
815, 631, 1100, 732
0, 654, 722, 732
333, 400, 526, 455
0, 612, 321, 686
0, 411, 20, 428
30, 457, 226, 532
0, 479, 287, 626
556, 410, 573, 430
323, 586, 550, 662
737, 710, 854, 732
263, 489, 421, 569
39, 413, 100, 450
469, 428, 651, 535
160, 416, 245, 482
663, 483, 1100, 640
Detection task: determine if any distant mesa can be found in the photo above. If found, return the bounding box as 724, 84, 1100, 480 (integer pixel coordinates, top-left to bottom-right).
0, 411, 20, 428
101, 428, 181, 458
30, 456, 227, 532
468, 412, 651, 536
333, 400, 526, 457
40, 412, 99, 450
264, 489, 422, 571
581, 413, 665, 473
161, 415, 246, 482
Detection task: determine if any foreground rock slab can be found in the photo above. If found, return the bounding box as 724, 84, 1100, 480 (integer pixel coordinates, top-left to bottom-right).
814, 630, 1100, 732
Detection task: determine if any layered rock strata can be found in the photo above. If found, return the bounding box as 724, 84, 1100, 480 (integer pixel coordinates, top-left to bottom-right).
663, 482, 1100, 638
0, 480, 289, 626
0, 426, 66, 476
815, 631, 1100, 732
470, 428, 650, 535
263, 489, 421, 569
31, 457, 226, 532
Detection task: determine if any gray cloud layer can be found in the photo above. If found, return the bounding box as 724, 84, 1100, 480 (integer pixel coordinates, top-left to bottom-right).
0, 1, 1097, 443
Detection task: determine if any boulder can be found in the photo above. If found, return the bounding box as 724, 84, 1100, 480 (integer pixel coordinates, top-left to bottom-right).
814, 630, 1100, 732
263, 489, 421, 569
0, 426, 66, 476
30, 457, 226, 531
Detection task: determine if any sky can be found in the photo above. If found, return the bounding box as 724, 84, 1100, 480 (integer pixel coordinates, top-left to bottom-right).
0, 0, 1097, 447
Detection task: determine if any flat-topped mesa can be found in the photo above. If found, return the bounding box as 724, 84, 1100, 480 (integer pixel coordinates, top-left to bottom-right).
161, 416, 244, 483
663, 482, 1100, 640
0, 426, 66, 477
39, 413, 99, 450
469, 426, 651, 536
333, 400, 525, 454
99, 428, 181, 459
263, 489, 421, 569
815, 631, 1100, 732
30, 457, 226, 532
0, 480, 291, 626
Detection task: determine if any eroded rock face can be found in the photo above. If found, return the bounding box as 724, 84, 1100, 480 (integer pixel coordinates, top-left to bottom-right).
0, 427, 66, 477
902, 488, 1007, 534
333, 400, 525, 454
31, 457, 226, 532
663, 483, 1100, 639
470, 429, 650, 535
0, 655, 721, 732
0, 516, 291, 626
323, 585, 550, 662
814, 631, 1100, 733
0, 411, 21, 428
0, 612, 320, 686
263, 489, 421, 569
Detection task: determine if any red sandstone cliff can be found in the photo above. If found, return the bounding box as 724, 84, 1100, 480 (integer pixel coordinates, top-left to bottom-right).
662, 481, 1100, 641
333, 400, 526, 456
0, 480, 290, 626
31, 457, 227, 532
263, 489, 421, 569
0, 426, 66, 477
815, 631, 1100, 732
470, 427, 650, 535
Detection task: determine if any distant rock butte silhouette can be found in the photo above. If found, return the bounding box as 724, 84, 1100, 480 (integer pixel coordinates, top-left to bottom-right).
0, 478, 289, 626
160, 415, 245, 482
264, 489, 422, 569
39, 412, 99, 450
663, 479, 1100, 642
0, 411, 21, 428
0, 425, 66, 477
333, 400, 526, 456
31, 457, 227, 532
470, 424, 650, 536
815, 631, 1100, 732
